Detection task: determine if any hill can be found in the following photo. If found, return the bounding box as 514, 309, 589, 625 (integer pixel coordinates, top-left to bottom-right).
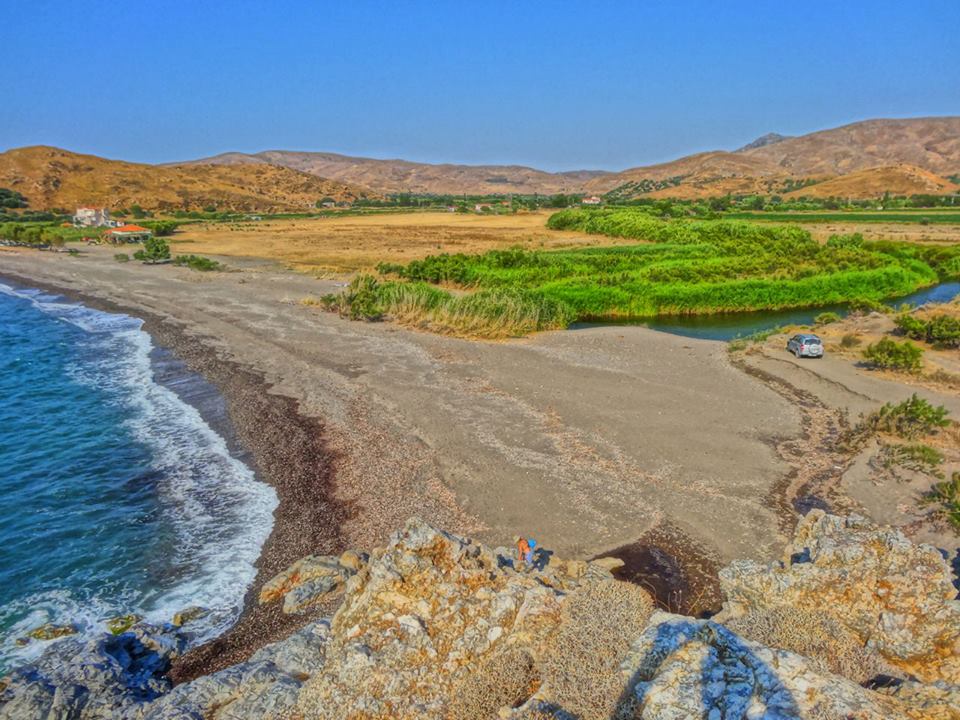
588, 117, 960, 200
742, 116, 960, 176
178, 150, 612, 195
783, 164, 960, 199
0, 146, 372, 212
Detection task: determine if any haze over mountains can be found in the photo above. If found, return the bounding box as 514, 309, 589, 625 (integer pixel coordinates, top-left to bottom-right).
1, 117, 958, 211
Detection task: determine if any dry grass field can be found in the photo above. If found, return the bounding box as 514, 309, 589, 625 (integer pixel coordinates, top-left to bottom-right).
167, 210, 960, 275
168, 211, 616, 274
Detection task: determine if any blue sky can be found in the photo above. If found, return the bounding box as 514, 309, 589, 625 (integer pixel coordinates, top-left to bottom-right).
2, 1, 958, 170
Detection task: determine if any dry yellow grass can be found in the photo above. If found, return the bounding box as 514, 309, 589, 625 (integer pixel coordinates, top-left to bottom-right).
168, 211, 627, 274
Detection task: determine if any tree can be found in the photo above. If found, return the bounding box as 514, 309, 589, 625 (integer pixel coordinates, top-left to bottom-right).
134, 236, 170, 263
130, 204, 146, 219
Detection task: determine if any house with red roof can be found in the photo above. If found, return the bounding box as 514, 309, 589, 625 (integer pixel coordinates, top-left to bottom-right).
105, 224, 153, 244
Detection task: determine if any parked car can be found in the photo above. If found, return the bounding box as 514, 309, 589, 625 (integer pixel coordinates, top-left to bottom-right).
787, 333, 824, 358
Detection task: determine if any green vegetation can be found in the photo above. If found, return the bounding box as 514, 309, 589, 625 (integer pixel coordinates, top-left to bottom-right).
376, 209, 944, 326
113, 253, 130, 263
921, 473, 960, 531
895, 313, 960, 348
0, 188, 27, 209
862, 394, 950, 440
133, 236, 170, 263
319, 275, 574, 338
172, 254, 222, 271
814, 311, 841, 325
728, 325, 786, 352
862, 337, 924, 372
141, 220, 179, 237
840, 333, 862, 348
881, 443, 944, 475
725, 211, 960, 224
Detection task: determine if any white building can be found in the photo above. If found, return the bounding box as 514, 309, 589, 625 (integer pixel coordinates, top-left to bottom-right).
581, 196, 603, 206
73, 207, 115, 227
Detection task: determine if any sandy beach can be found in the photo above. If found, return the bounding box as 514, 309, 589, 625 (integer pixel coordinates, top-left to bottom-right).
3, 244, 957, 677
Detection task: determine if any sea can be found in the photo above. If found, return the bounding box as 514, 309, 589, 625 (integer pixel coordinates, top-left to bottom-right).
0, 281, 277, 672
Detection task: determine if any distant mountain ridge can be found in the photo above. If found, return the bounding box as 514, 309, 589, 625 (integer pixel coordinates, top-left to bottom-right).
170, 150, 612, 195
2, 117, 958, 209
0, 146, 370, 213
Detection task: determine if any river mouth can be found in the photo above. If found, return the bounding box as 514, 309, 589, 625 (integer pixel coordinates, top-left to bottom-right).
571, 282, 960, 341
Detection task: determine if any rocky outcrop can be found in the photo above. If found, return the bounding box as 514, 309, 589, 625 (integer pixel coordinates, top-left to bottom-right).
2, 513, 958, 719
258, 552, 364, 615
718, 511, 960, 684
0, 624, 186, 720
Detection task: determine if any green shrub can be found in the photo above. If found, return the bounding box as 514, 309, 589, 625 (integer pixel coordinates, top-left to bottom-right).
920, 472, 960, 531
881, 443, 945, 475
894, 313, 929, 340
840, 333, 862, 348
322, 274, 385, 321
863, 394, 951, 439
133, 236, 170, 263
113, 253, 130, 263
862, 337, 923, 372
814, 311, 841, 325
848, 298, 889, 314
172, 254, 222, 271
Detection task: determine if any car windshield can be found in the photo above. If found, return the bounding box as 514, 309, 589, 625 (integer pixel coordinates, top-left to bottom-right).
804, 337, 821, 345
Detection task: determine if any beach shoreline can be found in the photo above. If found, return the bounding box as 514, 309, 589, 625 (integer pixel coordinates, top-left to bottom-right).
5, 245, 955, 681
0, 269, 346, 680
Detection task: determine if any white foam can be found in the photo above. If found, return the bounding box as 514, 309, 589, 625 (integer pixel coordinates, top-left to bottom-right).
0, 282, 278, 664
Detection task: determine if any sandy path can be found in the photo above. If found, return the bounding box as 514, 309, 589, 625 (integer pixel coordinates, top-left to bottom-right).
0, 246, 800, 568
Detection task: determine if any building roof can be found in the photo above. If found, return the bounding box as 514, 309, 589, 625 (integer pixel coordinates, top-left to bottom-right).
109, 224, 151, 233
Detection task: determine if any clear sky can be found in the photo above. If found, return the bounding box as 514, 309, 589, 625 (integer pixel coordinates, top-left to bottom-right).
2, 1, 958, 171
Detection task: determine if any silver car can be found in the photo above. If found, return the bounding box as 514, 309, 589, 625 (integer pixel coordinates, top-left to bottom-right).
787, 333, 824, 358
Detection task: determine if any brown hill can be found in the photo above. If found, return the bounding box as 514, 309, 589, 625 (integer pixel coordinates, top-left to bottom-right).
180, 150, 611, 195
783, 164, 960, 199
0, 146, 373, 212
584, 117, 960, 200
742, 117, 960, 176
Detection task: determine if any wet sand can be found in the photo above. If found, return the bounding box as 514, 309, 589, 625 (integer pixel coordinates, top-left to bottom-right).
0, 245, 829, 672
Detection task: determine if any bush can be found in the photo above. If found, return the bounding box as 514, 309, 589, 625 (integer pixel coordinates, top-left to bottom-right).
848, 297, 890, 314
862, 337, 923, 372
114, 253, 130, 263
724, 607, 893, 683
321, 274, 384, 321
881, 443, 944, 475
840, 333, 862, 348
863, 394, 951, 440
448, 648, 540, 720
540, 580, 654, 719
172, 254, 222, 271
921, 472, 960, 531
133, 236, 170, 263
814, 311, 841, 325
897, 313, 960, 348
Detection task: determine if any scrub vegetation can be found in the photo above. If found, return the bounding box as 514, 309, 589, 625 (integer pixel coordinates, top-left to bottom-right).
363, 209, 958, 335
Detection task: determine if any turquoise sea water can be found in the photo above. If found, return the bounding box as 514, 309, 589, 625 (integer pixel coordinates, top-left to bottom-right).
0, 282, 277, 671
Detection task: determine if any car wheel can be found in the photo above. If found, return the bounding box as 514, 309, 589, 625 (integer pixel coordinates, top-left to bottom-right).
794, 348, 801, 358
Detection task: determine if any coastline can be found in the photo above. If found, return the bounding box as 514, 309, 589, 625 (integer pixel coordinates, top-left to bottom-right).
0, 270, 346, 681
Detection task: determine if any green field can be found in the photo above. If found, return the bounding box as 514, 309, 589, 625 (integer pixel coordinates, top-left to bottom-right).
724, 210, 960, 224
333, 208, 960, 336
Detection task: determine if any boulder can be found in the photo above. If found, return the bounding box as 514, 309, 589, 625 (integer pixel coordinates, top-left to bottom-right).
718, 510, 960, 683
0, 623, 187, 719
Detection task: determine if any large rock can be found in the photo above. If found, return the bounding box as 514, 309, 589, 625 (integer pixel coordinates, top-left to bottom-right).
141, 620, 331, 720
293, 517, 599, 719
718, 510, 960, 683
0, 624, 186, 720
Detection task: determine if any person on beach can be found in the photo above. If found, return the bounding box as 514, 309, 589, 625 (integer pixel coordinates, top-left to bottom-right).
515, 536, 537, 570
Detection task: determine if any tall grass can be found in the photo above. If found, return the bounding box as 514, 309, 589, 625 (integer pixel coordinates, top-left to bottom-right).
323, 276, 574, 338
358, 209, 955, 336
